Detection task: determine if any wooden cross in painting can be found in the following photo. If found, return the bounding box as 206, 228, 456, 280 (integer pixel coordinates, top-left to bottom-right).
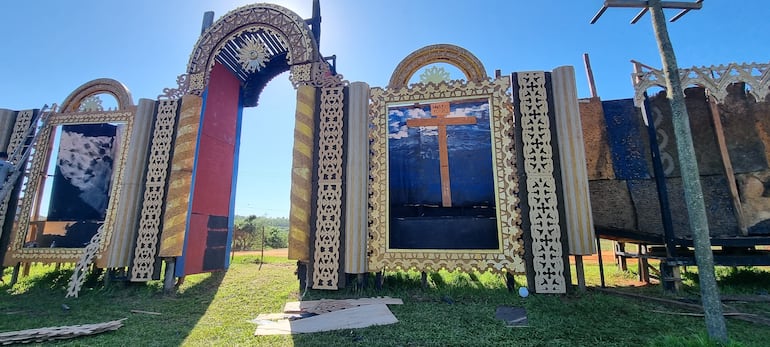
406, 102, 477, 207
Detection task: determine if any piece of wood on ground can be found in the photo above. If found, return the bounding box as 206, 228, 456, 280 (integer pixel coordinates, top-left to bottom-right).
495, 306, 528, 327
130, 310, 162, 316
253, 312, 310, 321
595, 287, 770, 327
256, 303, 398, 335
283, 296, 403, 314
0, 318, 126, 345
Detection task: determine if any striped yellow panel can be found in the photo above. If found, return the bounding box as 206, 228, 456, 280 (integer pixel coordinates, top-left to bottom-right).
344, 82, 370, 274
158, 95, 202, 257
552, 66, 596, 255
288, 85, 316, 262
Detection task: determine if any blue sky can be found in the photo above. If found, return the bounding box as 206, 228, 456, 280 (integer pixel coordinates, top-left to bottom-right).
1, 1, 768, 217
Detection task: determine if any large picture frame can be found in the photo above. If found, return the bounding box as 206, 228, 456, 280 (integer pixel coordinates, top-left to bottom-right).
368, 77, 525, 273
4, 110, 133, 264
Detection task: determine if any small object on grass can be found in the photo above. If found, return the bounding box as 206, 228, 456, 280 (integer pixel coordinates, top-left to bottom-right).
495, 306, 528, 327
61, 304, 70, 311
518, 287, 529, 298
441, 296, 454, 305
130, 310, 162, 316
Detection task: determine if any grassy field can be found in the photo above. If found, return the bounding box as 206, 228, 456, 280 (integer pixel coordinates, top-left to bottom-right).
2, 253, 770, 346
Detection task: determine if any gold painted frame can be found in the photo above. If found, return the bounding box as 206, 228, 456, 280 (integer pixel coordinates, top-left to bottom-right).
368, 78, 525, 273
5, 111, 134, 264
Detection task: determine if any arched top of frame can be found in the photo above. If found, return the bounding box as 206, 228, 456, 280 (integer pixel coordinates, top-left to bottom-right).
60, 78, 133, 113
388, 44, 488, 89
186, 3, 321, 95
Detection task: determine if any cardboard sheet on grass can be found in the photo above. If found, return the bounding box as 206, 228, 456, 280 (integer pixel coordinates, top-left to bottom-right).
254, 297, 402, 335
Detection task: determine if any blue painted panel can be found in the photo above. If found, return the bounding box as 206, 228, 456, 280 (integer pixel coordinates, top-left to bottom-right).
602, 99, 650, 180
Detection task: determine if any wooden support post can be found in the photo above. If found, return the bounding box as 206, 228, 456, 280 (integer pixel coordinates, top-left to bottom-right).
661, 261, 682, 292
575, 255, 587, 291
596, 236, 606, 288
640, 244, 650, 283
707, 94, 747, 234
10, 263, 20, 286
104, 268, 111, 286
375, 270, 384, 291
22, 262, 30, 277
420, 272, 428, 289
505, 272, 516, 292
163, 258, 176, 293
297, 262, 308, 292
615, 242, 628, 271
583, 53, 599, 98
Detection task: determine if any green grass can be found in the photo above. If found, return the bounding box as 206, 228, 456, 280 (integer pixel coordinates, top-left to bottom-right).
2, 257, 770, 346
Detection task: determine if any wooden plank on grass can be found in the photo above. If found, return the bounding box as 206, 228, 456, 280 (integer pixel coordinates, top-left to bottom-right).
255, 313, 307, 320
256, 304, 398, 335
283, 297, 403, 314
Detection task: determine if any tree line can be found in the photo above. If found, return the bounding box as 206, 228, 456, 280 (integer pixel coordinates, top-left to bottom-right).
232, 215, 289, 251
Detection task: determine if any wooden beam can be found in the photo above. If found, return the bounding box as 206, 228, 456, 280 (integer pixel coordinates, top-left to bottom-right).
707, 95, 748, 234
582, 53, 598, 98
604, 0, 703, 10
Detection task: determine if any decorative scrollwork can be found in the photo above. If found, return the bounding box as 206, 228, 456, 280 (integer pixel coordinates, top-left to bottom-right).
158, 74, 190, 101
66, 224, 104, 298
632, 61, 770, 106
312, 85, 345, 290
131, 99, 179, 281
516, 71, 565, 293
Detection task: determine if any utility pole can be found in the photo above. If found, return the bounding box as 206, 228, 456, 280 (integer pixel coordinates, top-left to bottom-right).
591, 0, 728, 343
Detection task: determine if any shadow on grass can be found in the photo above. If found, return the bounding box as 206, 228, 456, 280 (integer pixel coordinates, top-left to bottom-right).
0, 264, 225, 346
681, 266, 770, 295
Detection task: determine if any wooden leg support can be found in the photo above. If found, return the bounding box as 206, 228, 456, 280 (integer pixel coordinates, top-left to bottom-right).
375, 270, 384, 291
661, 261, 682, 292
163, 258, 176, 293
10, 263, 20, 286
505, 272, 516, 292
575, 255, 587, 292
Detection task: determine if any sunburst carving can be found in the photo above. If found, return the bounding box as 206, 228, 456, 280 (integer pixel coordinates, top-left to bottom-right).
420, 66, 451, 84
79, 95, 104, 112
237, 36, 269, 73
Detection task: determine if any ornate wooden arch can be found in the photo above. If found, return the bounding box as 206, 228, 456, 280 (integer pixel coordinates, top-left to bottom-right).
60, 78, 133, 112
388, 44, 488, 89
186, 3, 322, 95
632, 61, 770, 106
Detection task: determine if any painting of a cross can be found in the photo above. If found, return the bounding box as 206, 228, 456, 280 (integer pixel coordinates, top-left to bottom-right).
406, 102, 477, 207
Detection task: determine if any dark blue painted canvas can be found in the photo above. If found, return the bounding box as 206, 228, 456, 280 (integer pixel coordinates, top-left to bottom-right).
602, 99, 650, 180
388, 99, 495, 208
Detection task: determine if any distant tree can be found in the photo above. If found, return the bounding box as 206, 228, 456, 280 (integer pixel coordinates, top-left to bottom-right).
231, 214, 289, 250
